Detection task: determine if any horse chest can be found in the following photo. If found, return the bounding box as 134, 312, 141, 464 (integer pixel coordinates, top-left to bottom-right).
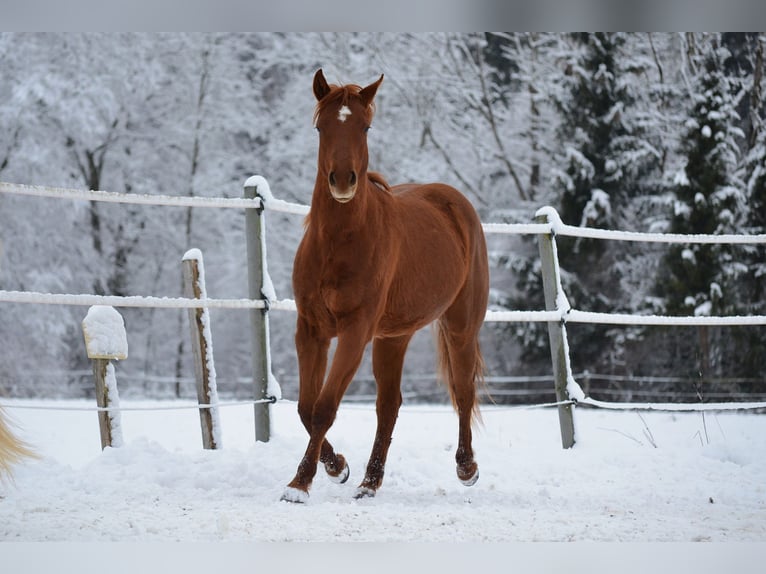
297, 236, 385, 320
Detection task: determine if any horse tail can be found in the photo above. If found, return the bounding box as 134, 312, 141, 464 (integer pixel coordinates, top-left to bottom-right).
435, 321, 485, 427
0, 406, 35, 480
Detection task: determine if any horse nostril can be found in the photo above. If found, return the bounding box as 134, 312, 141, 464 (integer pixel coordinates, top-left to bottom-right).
329, 172, 337, 187
349, 171, 357, 186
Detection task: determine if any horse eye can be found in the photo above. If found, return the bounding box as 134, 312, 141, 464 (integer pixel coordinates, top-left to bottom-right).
364, 126, 371, 133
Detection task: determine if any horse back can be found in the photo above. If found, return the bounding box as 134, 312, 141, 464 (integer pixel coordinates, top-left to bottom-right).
392, 182, 486, 268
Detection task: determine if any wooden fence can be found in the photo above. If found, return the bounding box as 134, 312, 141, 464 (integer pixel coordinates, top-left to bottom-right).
1, 178, 766, 451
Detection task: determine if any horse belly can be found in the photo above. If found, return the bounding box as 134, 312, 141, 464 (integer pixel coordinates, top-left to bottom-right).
378, 236, 466, 335
377, 185, 482, 334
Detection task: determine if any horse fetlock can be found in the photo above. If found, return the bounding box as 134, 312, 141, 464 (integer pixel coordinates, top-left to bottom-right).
324, 453, 350, 484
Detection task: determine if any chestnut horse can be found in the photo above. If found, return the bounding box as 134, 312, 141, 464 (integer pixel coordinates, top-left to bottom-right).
282, 70, 489, 502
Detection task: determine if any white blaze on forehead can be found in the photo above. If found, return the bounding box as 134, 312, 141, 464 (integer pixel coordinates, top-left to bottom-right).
338, 105, 352, 122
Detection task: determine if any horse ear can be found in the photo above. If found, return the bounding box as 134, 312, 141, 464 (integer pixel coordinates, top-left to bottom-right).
313, 69, 331, 101
360, 74, 384, 108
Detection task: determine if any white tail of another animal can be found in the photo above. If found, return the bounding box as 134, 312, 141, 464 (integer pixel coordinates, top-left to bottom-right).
0, 407, 35, 480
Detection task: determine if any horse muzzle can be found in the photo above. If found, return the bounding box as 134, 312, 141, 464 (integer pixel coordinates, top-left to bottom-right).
329, 170, 358, 203
330, 186, 357, 203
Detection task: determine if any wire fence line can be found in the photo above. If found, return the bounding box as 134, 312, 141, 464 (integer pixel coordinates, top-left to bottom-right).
9, 369, 766, 406
4, 395, 765, 415
0, 398, 277, 413
16, 368, 765, 389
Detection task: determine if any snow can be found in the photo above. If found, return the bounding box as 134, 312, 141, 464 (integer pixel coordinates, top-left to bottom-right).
243, 174, 308, 217
2, 399, 766, 545
580, 188, 611, 226
674, 168, 690, 187
695, 301, 713, 317
710, 281, 722, 300
702, 125, 712, 138
81, 305, 128, 360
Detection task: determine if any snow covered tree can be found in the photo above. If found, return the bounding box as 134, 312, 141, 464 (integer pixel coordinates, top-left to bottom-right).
653, 37, 747, 380
741, 34, 766, 304
735, 34, 766, 381
529, 33, 664, 373
656, 41, 746, 316
554, 33, 625, 231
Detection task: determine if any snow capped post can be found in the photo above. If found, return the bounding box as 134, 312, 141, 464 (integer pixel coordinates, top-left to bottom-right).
82, 306, 127, 450
244, 176, 279, 442
182, 249, 222, 450
535, 207, 577, 449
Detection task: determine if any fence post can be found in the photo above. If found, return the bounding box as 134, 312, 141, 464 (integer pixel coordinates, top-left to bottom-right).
82, 306, 127, 450
244, 178, 272, 442
182, 249, 221, 450
535, 210, 576, 449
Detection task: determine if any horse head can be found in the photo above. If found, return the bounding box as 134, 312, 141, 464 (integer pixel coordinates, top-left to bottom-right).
312, 69, 384, 204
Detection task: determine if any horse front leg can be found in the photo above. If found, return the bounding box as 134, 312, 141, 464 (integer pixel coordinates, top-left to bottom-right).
293, 316, 348, 485
282, 321, 371, 503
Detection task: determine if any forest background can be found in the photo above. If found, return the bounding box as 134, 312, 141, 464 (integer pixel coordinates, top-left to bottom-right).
1, 32, 764, 405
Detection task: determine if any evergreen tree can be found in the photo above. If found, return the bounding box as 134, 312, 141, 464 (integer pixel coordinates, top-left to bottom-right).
735, 35, 766, 382
539, 33, 662, 374
554, 33, 629, 232
653, 39, 747, 381
656, 42, 746, 317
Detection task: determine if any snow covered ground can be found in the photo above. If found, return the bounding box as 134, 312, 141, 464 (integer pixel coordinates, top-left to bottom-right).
2, 398, 766, 570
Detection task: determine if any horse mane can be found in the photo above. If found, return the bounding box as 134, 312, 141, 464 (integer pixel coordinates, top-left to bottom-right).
368, 171, 391, 191
313, 83, 376, 125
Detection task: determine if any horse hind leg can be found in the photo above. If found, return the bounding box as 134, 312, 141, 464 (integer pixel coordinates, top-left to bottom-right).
355, 334, 410, 499
436, 318, 484, 487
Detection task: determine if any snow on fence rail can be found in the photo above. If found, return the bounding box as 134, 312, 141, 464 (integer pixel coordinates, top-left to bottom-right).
1, 178, 766, 450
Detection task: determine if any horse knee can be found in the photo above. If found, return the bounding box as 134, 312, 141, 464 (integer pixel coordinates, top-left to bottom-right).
297, 401, 313, 430
310, 401, 337, 436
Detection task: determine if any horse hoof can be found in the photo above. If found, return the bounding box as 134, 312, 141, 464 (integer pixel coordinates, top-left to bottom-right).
280, 486, 309, 504
325, 456, 350, 484
354, 486, 376, 499
457, 466, 479, 487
